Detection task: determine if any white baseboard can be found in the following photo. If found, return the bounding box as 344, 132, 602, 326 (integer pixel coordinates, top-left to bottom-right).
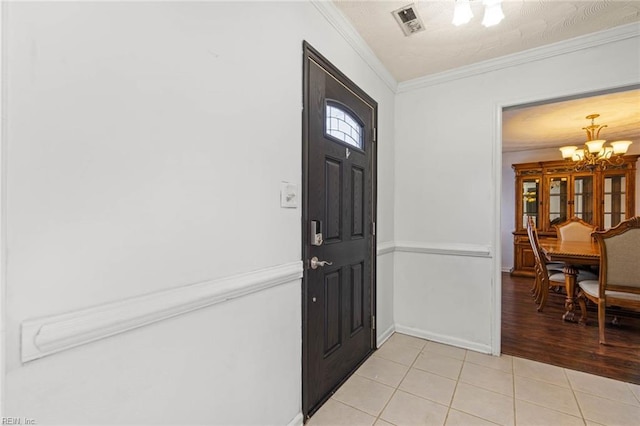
22, 261, 303, 363
286, 412, 304, 426
377, 323, 395, 347
394, 324, 492, 354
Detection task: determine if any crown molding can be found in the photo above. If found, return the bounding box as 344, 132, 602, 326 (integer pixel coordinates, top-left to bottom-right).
310, 0, 398, 93
21, 261, 303, 362
398, 22, 640, 93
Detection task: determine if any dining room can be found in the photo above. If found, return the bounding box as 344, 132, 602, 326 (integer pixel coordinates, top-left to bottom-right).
501, 86, 640, 385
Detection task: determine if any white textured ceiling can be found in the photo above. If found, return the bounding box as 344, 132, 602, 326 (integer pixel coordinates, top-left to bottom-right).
332, 0, 640, 153
333, 0, 640, 82
503, 89, 640, 152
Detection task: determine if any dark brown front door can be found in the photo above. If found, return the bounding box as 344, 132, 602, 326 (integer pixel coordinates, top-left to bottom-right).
302, 42, 377, 419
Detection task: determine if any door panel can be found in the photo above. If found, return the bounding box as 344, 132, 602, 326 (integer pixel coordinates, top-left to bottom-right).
324, 270, 342, 355
352, 167, 365, 238
325, 158, 342, 242
302, 42, 377, 419
350, 262, 364, 334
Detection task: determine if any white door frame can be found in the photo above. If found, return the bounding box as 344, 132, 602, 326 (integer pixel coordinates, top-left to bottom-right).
1, 0, 7, 415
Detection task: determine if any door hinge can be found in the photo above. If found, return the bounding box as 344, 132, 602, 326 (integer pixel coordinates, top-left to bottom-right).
371, 222, 376, 235
372, 315, 376, 330
373, 127, 377, 142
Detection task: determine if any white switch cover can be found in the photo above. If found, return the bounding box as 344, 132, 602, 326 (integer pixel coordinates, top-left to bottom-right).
280, 182, 298, 208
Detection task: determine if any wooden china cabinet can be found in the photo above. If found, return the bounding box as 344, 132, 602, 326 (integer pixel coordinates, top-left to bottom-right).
511, 155, 639, 277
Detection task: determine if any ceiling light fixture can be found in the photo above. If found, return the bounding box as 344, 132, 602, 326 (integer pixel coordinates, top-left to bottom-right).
559, 114, 633, 171
452, 0, 473, 26
481, 0, 505, 27
452, 0, 504, 27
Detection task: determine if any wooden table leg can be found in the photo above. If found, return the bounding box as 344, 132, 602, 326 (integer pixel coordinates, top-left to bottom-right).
562, 265, 579, 322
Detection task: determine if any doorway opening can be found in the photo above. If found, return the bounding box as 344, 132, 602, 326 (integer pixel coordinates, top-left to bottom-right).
498, 84, 640, 384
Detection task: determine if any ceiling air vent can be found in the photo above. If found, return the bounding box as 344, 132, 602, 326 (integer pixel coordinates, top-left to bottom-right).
392, 4, 425, 36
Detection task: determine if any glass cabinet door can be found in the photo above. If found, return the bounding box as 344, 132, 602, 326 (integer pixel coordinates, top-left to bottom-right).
603, 174, 627, 229
573, 175, 594, 224
548, 176, 568, 230
521, 178, 539, 229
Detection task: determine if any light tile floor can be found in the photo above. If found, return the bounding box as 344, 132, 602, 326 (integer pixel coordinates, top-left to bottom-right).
308, 333, 640, 426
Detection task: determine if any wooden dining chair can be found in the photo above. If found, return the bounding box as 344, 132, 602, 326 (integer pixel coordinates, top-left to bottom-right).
577, 216, 640, 345
554, 216, 597, 242
527, 216, 565, 312
554, 216, 600, 281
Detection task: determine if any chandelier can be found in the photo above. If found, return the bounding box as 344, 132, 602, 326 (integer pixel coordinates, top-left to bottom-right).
452, 0, 504, 27
559, 114, 633, 172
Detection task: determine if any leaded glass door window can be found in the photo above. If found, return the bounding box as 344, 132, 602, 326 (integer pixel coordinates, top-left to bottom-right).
325, 101, 364, 149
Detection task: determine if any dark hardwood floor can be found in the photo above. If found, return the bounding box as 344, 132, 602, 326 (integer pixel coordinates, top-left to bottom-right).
501, 272, 640, 384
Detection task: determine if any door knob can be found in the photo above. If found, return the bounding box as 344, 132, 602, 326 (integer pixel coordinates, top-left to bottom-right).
310, 256, 333, 269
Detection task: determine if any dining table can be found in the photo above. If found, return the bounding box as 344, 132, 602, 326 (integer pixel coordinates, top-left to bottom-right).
539, 239, 600, 322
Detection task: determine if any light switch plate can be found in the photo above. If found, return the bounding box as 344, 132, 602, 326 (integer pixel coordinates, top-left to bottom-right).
280, 182, 298, 208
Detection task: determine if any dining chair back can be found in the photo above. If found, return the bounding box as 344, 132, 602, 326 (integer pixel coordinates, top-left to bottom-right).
527, 216, 565, 312
577, 216, 640, 344
554, 216, 598, 242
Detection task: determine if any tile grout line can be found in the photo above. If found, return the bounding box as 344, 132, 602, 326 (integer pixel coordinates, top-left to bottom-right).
325, 341, 637, 425
630, 383, 640, 405
378, 340, 486, 423
323, 398, 381, 422
513, 360, 585, 423
562, 370, 640, 407
562, 367, 588, 425
442, 345, 469, 425
372, 337, 470, 423
320, 338, 637, 426
444, 353, 507, 426
512, 358, 589, 421
512, 358, 577, 390
412, 345, 469, 384
328, 334, 424, 424
512, 354, 517, 425
372, 337, 428, 425
510, 398, 587, 423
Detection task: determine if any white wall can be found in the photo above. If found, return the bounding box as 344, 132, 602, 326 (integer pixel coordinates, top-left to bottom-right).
1, 1, 395, 424
501, 144, 640, 272
4, 1, 637, 421
394, 32, 639, 353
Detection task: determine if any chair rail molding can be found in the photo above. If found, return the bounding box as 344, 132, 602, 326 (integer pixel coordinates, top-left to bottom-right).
377, 241, 396, 256
21, 261, 303, 363
394, 241, 492, 258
